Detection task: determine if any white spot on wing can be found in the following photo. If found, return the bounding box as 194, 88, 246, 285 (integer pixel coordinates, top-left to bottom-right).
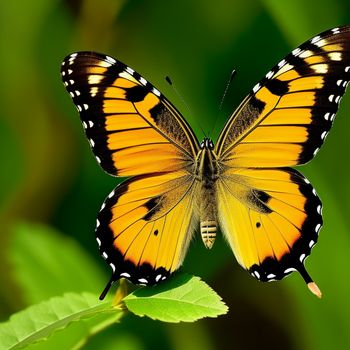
267, 273, 276, 279
317, 205, 322, 214
265, 70, 274, 79
96, 237, 101, 246
329, 94, 334, 102
312, 64, 328, 73
96, 219, 100, 227
139, 77, 147, 86
120, 272, 131, 278
90, 86, 99, 97
299, 253, 306, 262
292, 48, 302, 56
88, 75, 103, 85
253, 271, 260, 279
102, 252, 108, 259
105, 55, 116, 64
152, 87, 161, 96
109, 263, 116, 272
108, 190, 115, 198
284, 268, 296, 274
311, 35, 321, 44
321, 131, 327, 139
345, 66, 350, 72
278, 59, 286, 68
315, 223, 321, 233
138, 278, 148, 284
328, 52, 342, 61
155, 274, 162, 282
89, 138, 95, 147
337, 80, 343, 86
252, 83, 260, 93
324, 112, 330, 120
309, 240, 315, 248
126, 67, 135, 75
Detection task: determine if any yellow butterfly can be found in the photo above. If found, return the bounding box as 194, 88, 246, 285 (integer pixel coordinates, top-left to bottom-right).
61, 25, 350, 300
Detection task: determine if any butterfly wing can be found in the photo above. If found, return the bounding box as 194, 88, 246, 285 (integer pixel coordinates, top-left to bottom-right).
216, 26, 350, 167
216, 168, 322, 293
215, 26, 350, 295
61, 52, 199, 177
60, 52, 200, 297
97, 171, 198, 299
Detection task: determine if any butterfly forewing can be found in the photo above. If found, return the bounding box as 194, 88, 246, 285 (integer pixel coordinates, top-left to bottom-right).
60, 52, 199, 177
216, 26, 350, 166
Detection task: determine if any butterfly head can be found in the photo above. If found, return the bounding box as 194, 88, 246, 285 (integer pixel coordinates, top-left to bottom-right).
200, 138, 214, 150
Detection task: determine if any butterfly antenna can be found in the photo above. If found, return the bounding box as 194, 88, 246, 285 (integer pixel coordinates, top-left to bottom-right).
165, 76, 206, 138
210, 69, 237, 140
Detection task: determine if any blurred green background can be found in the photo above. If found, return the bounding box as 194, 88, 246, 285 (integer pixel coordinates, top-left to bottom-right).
1, 0, 350, 349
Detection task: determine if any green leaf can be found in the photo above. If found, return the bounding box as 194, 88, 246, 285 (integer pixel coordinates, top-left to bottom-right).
123, 273, 228, 323
0, 292, 122, 350
9, 222, 107, 304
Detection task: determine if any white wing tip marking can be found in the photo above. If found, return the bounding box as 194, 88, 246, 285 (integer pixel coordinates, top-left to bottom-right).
120, 272, 131, 278
252, 83, 260, 93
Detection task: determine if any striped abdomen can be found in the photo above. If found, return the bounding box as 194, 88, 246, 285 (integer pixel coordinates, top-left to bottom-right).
200, 220, 217, 249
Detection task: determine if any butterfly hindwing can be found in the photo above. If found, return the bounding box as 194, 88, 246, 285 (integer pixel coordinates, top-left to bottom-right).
96, 170, 198, 298
217, 167, 322, 286
216, 26, 350, 166
61, 52, 199, 177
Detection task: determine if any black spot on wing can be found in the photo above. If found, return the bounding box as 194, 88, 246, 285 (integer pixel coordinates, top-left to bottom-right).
125, 85, 148, 102
143, 196, 162, 221
149, 103, 164, 123
250, 96, 266, 114
265, 78, 289, 96
247, 189, 272, 214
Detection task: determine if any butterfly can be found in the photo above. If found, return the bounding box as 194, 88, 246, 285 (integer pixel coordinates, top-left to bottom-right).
61, 25, 350, 300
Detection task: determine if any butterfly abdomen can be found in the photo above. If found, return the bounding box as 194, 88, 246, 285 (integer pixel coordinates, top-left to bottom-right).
200, 220, 217, 249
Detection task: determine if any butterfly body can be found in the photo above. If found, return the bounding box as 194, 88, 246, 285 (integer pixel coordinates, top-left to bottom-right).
61, 26, 350, 299
196, 138, 218, 249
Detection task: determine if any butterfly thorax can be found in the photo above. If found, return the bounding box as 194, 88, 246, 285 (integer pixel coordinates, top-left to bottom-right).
196, 138, 219, 249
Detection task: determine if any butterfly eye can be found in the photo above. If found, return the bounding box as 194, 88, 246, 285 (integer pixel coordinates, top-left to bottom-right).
200, 141, 205, 149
